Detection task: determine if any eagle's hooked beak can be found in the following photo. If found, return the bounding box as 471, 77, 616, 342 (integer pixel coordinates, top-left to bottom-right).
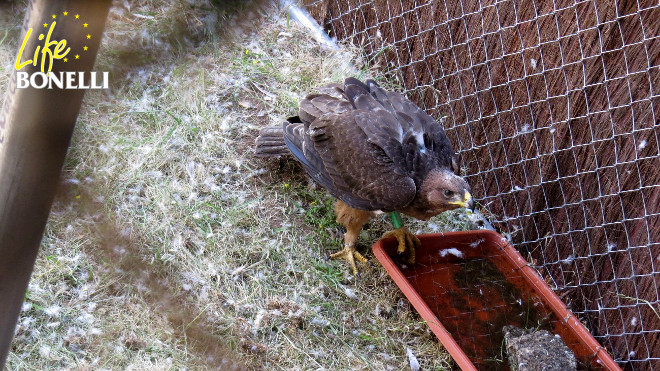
449, 191, 475, 211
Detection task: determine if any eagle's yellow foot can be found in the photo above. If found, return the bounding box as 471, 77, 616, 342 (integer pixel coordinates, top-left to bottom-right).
382, 227, 420, 264
329, 245, 369, 276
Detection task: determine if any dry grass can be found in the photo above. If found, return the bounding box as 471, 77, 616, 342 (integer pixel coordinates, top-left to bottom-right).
2, 1, 477, 369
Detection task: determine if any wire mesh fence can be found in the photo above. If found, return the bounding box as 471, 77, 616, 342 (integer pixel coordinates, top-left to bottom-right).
302, 0, 660, 369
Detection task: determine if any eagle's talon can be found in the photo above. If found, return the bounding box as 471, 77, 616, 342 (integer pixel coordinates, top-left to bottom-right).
352, 250, 369, 264
383, 226, 419, 264
329, 245, 368, 276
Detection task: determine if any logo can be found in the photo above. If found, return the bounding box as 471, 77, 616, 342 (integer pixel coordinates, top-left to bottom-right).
14, 10, 108, 89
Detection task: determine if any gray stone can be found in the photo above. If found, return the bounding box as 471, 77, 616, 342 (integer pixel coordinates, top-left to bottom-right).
503, 326, 577, 371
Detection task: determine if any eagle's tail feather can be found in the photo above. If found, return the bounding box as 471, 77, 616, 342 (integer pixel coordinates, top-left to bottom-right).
255, 126, 290, 157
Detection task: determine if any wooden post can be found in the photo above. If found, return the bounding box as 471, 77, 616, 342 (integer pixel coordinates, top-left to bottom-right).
0, 0, 111, 366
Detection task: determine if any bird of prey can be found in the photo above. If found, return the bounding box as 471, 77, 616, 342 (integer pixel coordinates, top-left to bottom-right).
256, 77, 474, 275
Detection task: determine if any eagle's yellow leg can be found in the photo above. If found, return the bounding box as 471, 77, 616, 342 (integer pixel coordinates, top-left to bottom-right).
330, 200, 373, 275
382, 227, 420, 264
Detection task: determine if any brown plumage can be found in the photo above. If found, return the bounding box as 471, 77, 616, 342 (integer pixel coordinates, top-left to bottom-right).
256, 77, 473, 274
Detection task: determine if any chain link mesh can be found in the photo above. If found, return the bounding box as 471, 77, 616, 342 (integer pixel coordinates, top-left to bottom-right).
302, 0, 660, 368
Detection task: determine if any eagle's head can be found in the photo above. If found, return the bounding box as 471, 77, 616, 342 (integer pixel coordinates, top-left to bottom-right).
401, 167, 474, 221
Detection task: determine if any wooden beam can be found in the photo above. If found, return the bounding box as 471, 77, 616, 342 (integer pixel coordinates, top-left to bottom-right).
0, 0, 111, 366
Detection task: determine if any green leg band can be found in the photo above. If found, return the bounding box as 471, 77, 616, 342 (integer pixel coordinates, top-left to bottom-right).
390, 211, 403, 229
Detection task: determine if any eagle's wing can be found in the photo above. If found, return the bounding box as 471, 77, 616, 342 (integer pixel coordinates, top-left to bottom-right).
283, 92, 416, 211
346, 78, 458, 179
283, 78, 457, 212
311, 112, 417, 211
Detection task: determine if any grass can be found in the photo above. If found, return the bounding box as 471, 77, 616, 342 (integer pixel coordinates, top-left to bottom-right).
2, 1, 476, 369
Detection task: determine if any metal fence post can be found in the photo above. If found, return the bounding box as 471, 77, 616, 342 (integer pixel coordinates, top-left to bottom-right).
0, 0, 111, 366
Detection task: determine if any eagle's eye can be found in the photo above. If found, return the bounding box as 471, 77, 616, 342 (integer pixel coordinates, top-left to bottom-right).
443, 189, 454, 198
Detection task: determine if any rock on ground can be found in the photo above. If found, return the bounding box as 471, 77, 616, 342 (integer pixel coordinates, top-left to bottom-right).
503, 326, 576, 371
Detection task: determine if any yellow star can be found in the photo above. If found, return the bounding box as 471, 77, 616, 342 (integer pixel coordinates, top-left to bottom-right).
86, 34, 91, 39
63, 57, 68, 62
83, 46, 88, 51
43, 23, 48, 27
75, 54, 79, 59
75, 14, 79, 19
83, 23, 88, 27
63, 11, 68, 16
52, 14, 56, 19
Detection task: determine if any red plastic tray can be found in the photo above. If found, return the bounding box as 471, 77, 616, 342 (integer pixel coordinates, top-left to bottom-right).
372, 230, 621, 370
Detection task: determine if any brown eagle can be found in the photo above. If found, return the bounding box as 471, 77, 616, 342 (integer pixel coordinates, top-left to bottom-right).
256, 78, 473, 274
